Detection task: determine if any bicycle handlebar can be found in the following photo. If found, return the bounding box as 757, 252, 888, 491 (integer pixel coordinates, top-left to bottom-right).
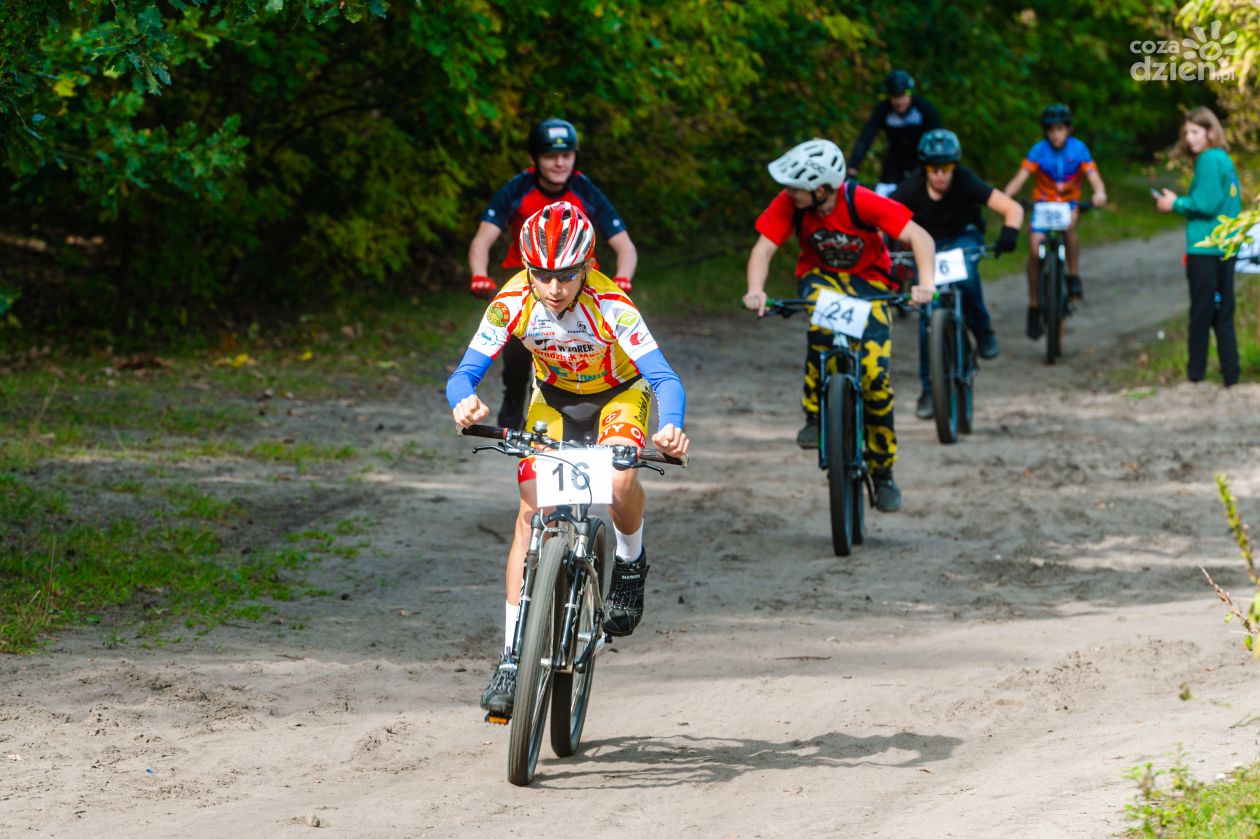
460, 424, 687, 469
888, 245, 994, 267
759, 294, 912, 319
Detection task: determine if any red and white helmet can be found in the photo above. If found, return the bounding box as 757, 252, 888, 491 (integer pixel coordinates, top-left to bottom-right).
518, 201, 595, 272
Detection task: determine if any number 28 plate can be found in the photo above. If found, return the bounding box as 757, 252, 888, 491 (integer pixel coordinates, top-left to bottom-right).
534, 449, 614, 506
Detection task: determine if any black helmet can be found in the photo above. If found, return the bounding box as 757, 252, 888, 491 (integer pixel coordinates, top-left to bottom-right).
528, 118, 579, 157
884, 69, 915, 96
1040, 103, 1072, 127
918, 129, 962, 164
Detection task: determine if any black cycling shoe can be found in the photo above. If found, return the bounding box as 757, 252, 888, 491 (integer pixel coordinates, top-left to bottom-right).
480, 653, 517, 717
915, 390, 933, 419
871, 468, 902, 513
976, 330, 1000, 359
796, 417, 820, 449
1026, 307, 1043, 341
603, 553, 649, 637
1067, 275, 1084, 301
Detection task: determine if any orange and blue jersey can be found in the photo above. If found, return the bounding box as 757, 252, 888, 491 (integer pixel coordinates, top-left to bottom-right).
446, 270, 685, 429
1021, 137, 1097, 203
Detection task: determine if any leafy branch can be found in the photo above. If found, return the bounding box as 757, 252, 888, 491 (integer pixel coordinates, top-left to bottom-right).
1202, 473, 1260, 654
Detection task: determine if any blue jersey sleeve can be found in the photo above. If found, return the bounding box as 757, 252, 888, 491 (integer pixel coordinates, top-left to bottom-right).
633, 349, 685, 430
445, 347, 494, 409
569, 174, 628, 240
479, 171, 534, 230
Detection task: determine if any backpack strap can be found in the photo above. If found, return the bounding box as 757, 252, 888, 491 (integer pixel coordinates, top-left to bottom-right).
845, 179, 877, 233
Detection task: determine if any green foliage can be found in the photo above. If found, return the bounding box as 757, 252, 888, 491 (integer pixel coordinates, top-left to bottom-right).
0, 1, 1223, 339
1126, 751, 1260, 838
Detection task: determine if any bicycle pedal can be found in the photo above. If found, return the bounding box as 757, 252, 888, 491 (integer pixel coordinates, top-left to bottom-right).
484, 712, 510, 725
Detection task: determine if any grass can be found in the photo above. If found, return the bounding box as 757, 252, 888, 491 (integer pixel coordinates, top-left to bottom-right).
1116, 275, 1260, 386
1126, 751, 1260, 837
0, 472, 324, 653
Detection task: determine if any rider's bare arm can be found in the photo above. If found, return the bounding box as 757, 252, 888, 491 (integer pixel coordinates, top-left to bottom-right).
468, 221, 502, 278
895, 220, 936, 304
1086, 169, 1107, 206
606, 230, 638, 281
987, 188, 1025, 229
1003, 167, 1030, 198
744, 234, 779, 315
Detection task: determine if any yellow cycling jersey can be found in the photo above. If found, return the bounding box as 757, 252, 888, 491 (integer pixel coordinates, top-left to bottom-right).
469, 269, 660, 395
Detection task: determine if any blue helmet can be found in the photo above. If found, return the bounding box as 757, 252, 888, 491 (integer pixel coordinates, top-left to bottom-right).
917, 129, 962, 164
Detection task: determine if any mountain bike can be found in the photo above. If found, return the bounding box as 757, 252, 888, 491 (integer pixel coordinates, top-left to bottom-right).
1032, 200, 1092, 365
460, 423, 685, 786
760, 294, 908, 557
891, 246, 993, 444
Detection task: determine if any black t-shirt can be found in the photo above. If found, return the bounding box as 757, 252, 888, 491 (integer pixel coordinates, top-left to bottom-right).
890, 166, 994, 242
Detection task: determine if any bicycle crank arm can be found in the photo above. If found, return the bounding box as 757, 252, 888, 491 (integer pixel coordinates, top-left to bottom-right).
573, 628, 608, 674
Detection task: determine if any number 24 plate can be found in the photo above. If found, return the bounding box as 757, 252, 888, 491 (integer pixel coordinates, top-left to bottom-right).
810, 289, 871, 338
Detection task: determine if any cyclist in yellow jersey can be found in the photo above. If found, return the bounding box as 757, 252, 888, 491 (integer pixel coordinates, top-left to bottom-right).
448, 201, 688, 718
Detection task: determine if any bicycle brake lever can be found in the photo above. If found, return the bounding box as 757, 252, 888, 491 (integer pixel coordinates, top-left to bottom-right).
637, 462, 666, 475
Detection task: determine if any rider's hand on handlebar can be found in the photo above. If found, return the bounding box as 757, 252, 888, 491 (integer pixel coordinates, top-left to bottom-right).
910, 284, 935, 307
651, 424, 689, 458
743, 290, 768, 317
994, 225, 1019, 255
470, 275, 496, 299
453, 394, 489, 428
1091, 192, 1107, 208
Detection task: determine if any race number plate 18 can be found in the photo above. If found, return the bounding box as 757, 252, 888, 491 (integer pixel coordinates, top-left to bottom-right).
934, 248, 968, 285
810, 288, 872, 339
1031, 202, 1073, 232
535, 448, 614, 507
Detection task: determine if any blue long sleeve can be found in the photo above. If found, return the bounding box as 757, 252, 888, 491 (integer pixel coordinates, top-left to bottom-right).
635, 349, 686, 430
445, 347, 494, 409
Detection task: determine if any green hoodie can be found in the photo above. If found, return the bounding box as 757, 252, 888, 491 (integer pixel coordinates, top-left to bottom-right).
1172, 146, 1242, 255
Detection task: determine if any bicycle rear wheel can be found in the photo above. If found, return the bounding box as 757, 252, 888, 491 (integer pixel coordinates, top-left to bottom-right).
549, 519, 606, 757
826, 378, 855, 557
1043, 253, 1062, 365
958, 331, 975, 435
929, 307, 959, 444
507, 537, 564, 786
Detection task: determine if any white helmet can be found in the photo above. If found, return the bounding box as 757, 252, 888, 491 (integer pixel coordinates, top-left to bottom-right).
768, 139, 846, 190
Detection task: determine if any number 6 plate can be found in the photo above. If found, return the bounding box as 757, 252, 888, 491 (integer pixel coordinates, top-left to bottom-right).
934, 248, 969, 285
535, 449, 614, 506
810, 288, 872, 338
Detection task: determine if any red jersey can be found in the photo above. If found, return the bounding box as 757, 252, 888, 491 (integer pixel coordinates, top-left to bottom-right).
755, 186, 912, 288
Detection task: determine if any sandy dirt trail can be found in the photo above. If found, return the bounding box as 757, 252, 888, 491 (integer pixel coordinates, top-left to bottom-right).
4, 228, 1260, 838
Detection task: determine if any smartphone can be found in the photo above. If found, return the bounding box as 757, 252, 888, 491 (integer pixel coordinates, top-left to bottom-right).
1150, 188, 1163, 198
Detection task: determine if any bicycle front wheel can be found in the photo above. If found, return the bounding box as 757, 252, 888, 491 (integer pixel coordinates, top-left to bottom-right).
550, 519, 606, 757
1043, 254, 1062, 365
507, 537, 565, 786
929, 307, 959, 444
826, 379, 855, 557
959, 330, 975, 435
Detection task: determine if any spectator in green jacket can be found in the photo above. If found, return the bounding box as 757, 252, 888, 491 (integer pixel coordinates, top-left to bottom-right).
1155, 106, 1243, 386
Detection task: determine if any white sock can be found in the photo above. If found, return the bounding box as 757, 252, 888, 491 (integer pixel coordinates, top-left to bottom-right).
504, 601, 519, 656
614, 520, 644, 563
